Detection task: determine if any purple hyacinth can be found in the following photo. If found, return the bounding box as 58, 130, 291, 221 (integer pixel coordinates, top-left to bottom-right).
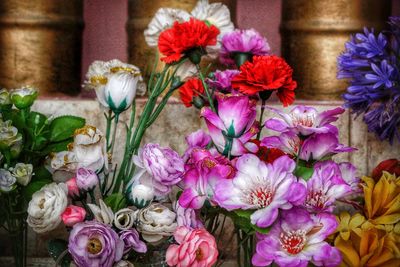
252, 208, 341, 267
220, 29, 270, 66
337, 18, 400, 143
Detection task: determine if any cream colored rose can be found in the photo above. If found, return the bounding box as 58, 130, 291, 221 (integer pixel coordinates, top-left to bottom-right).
12, 163, 33, 186
87, 199, 114, 225
73, 125, 107, 172
27, 183, 68, 233
133, 203, 177, 243
114, 208, 135, 230
0, 120, 22, 148
49, 151, 78, 173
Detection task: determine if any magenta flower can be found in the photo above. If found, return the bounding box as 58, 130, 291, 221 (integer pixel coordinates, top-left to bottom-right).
302, 161, 352, 213
183, 129, 211, 161
174, 201, 203, 229
207, 69, 240, 93
68, 221, 124, 267
201, 93, 259, 156
300, 132, 355, 161
132, 143, 184, 196
214, 154, 306, 228
119, 229, 147, 255
76, 167, 98, 191
179, 148, 235, 209
220, 29, 270, 66
261, 131, 301, 157
252, 208, 341, 267
265, 106, 344, 136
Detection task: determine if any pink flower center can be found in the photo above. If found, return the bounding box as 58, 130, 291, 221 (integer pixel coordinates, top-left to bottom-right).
247, 186, 274, 208
291, 113, 315, 127
287, 138, 300, 154
280, 230, 307, 255
306, 190, 327, 210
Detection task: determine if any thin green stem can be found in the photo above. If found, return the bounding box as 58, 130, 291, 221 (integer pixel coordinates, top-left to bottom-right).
196, 64, 216, 112
105, 110, 113, 150
109, 113, 120, 157
257, 99, 267, 140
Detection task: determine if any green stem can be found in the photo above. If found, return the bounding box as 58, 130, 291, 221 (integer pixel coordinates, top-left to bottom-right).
105, 110, 113, 150
257, 99, 267, 140
109, 113, 120, 159
196, 64, 216, 112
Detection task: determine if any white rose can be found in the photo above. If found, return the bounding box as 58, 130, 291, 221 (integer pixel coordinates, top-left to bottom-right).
114, 208, 135, 230
49, 151, 78, 173
73, 125, 107, 172
0, 169, 17, 192
12, 163, 33, 186
128, 184, 154, 209
87, 199, 114, 225
133, 203, 177, 243
27, 183, 68, 233
83, 60, 109, 108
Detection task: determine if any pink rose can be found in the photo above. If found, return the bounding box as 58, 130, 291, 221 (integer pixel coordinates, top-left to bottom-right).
66, 177, 80, 198
166, 226, 218, 267
61, 205, 86, 226
76, 167, 98, 191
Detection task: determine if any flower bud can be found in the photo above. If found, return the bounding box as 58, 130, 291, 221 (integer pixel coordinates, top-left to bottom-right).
0, 89, 12, 110
61, 205, 86, 227
10, 86, 38, 109
12, 163, 33, 186
114, 208, 135, 230
66, 177, 80, 198
127, 184, 154, 208
76, 167, 98, 191
0, 169, 17, 192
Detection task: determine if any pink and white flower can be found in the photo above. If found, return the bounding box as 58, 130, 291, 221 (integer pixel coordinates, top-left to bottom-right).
265, 106, 344, 136
201, 93, 259, 156
214, 154, 306, 228
302, 161, 352, 213
61, 205, 86, 227
183, 129, 211, 161
179, 148, 235, 209
166, 226, 218, 267
174, 201, 203, 229
252, 208, 341, 267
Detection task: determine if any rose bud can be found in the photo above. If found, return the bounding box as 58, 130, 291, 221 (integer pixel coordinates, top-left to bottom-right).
372, 159, 400, 181
127, 184, 154, 208
76, 167, 98, 191
61, 205, 86, 227
10, 86, 38, 109
66, 177, 80, 198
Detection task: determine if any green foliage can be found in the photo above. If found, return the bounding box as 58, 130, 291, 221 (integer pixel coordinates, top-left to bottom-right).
22, 180, 51, 201
295, 165, 314, 181
47, 239, 72, 267
49, 115, 85, 142
228, 209, 271, 234
104, 193, 127, 212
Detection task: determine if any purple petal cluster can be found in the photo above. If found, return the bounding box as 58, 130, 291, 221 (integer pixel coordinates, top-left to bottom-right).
252, 208, 341, 267
68, 221, 124, 267
220, 29, 270, 66
119, 229, 147, 254
207, 69, 240, 93
337, 18, 400, 143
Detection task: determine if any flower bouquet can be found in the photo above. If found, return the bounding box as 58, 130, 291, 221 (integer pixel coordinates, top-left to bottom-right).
23, 1, 399, 267
0, 86, 85, 266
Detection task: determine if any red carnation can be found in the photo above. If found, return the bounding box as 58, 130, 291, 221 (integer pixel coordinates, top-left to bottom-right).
231, 55, 297, 106
371, 158, 400, 181
158, 18, 220, 64
250, 139, 286, 163
179, 78, 205, 107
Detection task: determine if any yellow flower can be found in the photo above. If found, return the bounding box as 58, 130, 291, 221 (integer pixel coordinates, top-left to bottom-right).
362, 172, 400, 226
335, 227, 400, 267
336, 211, 366, 241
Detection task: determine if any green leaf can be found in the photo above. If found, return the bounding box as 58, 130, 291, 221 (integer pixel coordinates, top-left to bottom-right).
104, 193, 127, 212
295, 165, 314, 181
22, 180, 51, 201
47, 239, 72, 267
230, 210, 271, 234
40, 139, 72, 156
33, 166, 52, 181
49, 115, 85, 142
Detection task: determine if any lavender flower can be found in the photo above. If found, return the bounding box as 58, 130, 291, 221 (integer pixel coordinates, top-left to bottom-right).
220, 29, 270, 66
119, 229, 147, 255
252, 208, 341, 267
207, 69, 240, 93
337, 19, 400, 143
68, 221, 124, 267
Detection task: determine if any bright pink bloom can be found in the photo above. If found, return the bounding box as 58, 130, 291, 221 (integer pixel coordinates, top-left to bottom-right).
66, 177, 80, 198
61, 205, 86, 227
201, 93, 258, 156
166, 226, 218, 267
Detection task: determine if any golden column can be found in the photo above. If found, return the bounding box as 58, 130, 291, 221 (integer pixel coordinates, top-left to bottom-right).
127, 0, 236, 75
281, 0, 391, 100
0, 0, 83, 96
